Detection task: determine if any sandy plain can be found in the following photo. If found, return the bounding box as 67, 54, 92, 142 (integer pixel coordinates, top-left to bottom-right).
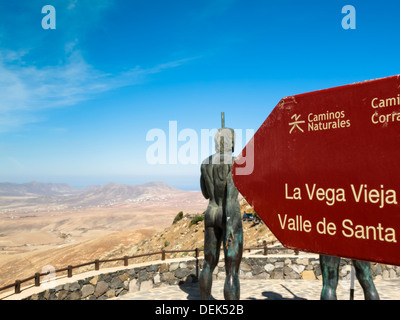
0, 191, 208, 288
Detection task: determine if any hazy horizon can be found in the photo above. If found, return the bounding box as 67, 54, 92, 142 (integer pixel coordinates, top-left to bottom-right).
0, 176, 201, 191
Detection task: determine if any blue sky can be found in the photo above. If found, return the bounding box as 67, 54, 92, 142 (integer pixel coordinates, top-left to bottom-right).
0, 0, 399, 190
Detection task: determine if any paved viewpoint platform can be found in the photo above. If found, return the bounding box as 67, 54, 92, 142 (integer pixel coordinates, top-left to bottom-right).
113, 279, 400, 300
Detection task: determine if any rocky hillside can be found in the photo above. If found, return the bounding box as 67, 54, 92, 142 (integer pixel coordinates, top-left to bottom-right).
97, 198, 278, 267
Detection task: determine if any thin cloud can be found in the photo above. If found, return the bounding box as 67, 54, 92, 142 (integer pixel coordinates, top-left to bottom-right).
0, 49, 198, 133
67, 0, 78, 10
0, 1, 201, 133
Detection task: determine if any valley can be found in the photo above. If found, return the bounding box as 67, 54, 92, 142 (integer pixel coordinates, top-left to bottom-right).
0, 181, 208, 287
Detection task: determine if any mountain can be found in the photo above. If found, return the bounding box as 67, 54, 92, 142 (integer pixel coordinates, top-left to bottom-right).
0, 181, 199, 212
0, 181, 80, 197
60, 182, 182, 208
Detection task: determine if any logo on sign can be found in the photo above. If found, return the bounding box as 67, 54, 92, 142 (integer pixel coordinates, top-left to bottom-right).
289, 114, 305, 134
289, 111, 351, 134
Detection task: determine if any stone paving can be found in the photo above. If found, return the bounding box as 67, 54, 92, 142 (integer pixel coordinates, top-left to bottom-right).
113, 279, 400, 300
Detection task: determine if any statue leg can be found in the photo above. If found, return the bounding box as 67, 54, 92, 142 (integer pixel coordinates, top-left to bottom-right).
199, 226, 222, 300
320, 255, 340, 300
352, 260, 380, 300
223, 227, 243, 300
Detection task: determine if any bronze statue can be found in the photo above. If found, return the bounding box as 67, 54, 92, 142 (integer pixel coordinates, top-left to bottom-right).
199, 113, 243, 300
320, 255, 380, 300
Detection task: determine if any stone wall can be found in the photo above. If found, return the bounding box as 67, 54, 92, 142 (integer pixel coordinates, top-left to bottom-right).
23, 254, 400, 300
232, 255, 400, 281
24, 258, 199, 300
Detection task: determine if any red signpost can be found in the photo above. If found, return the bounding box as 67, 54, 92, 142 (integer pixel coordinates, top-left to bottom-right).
232, 75, 400, 266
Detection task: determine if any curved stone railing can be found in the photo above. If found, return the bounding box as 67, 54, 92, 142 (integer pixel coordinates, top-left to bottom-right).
2, 252, 399, 300
0, 244, 268, 296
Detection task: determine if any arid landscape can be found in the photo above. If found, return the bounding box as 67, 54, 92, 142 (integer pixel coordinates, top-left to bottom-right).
0, 181, 211, 288
0, 181, 276, 291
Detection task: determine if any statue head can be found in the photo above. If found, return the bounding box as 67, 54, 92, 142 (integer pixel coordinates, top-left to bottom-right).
214, 127, 235, 153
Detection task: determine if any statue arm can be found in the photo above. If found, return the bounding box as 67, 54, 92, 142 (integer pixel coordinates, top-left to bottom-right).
224, 173, 242, 254
225, 173, 241, 223
200, 166, 209, 199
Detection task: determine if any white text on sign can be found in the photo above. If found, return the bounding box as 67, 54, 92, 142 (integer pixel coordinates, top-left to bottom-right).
277, 213, 397, 243
285, 183, 397, 208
